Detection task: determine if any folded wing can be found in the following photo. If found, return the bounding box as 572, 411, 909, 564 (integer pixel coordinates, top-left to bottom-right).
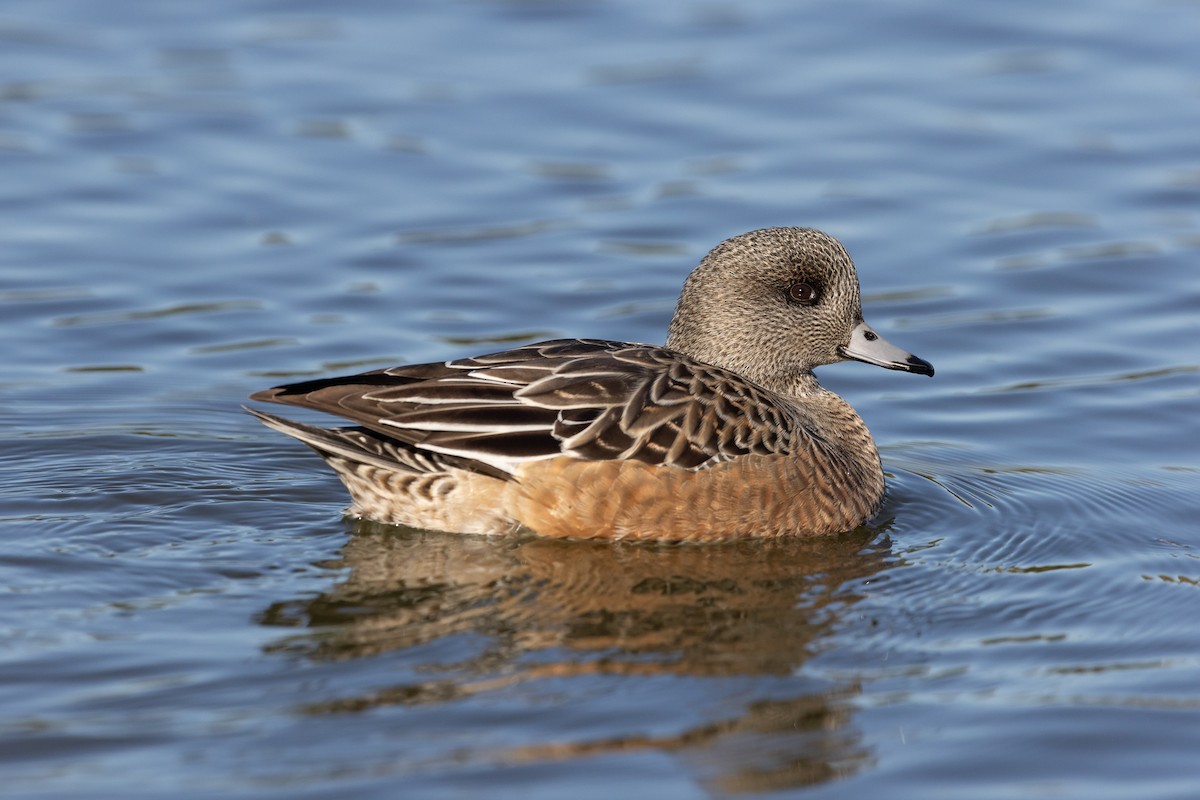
251, 338, 798, 478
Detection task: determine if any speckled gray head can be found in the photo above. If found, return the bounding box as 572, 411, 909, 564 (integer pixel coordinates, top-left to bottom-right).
665, 227, 933, 391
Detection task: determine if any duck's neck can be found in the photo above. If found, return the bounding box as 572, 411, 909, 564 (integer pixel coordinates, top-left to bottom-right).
782, 371, 884, 492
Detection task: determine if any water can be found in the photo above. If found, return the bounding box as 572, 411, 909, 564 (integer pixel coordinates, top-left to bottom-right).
2, 0, 1198, 797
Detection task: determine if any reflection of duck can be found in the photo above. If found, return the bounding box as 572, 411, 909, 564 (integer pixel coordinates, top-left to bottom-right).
250, 228, 932, 541
259, 524, 892, 792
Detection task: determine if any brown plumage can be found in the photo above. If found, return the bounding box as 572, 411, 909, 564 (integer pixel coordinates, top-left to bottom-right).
249, 227, 933, 541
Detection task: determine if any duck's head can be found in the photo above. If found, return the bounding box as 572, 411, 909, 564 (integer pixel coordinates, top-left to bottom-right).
665, 227, 933, 390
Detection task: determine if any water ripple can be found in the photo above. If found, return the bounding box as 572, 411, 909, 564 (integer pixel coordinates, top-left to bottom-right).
395, 219, 562, 245
974, 211, 1097, 235
982, 364, 1199, 394
53, 300, 261, 327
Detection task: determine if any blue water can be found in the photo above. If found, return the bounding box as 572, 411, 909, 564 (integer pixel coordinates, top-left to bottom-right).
2, 0, 1198, 797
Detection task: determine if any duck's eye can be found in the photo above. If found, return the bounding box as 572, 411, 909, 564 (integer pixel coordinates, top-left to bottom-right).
787, 282, 818, 305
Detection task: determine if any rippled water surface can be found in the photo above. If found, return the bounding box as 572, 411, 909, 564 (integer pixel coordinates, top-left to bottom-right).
3, 0, 1198, 797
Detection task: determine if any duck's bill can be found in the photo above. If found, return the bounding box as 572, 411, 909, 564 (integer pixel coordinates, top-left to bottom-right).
840, 321, 934, 377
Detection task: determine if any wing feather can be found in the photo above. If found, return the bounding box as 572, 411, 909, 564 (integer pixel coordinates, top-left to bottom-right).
251, 337, 801, 477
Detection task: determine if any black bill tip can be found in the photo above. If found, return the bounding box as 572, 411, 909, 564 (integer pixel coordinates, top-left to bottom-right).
905, 354, 935, 377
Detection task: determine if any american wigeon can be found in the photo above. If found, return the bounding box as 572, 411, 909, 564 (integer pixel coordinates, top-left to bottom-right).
249, 227, 933, 541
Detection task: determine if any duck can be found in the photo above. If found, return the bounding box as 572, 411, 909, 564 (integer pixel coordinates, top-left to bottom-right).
248, 227, 933, 541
